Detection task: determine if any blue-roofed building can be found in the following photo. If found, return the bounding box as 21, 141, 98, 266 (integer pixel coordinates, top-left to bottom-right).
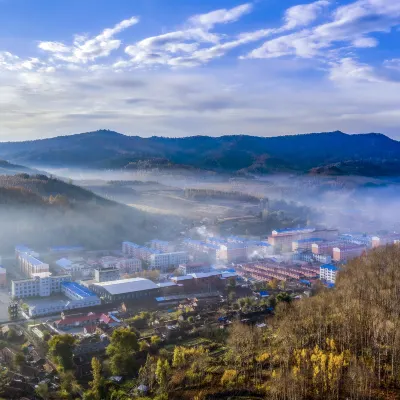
49, 246, 84, 254
61, 281, 100, 302
319, 264, 340, 284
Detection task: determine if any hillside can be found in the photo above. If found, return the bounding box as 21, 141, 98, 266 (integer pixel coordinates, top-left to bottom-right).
0, 174, 184, 253
0, 130, 400, 176
0, 160, 40, 175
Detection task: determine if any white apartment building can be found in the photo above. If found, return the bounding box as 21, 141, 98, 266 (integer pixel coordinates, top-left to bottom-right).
11, 273, 71, 299
150, 251, 188, 271
56, 258, 93, 278
118, 258, 142, 273
150, 240, 175, 253
17, 251, 49, 277
122, 241, 141, 257
319, 264, 339, 284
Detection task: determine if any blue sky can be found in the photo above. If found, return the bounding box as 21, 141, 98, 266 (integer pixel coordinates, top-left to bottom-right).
0, 0, 400, 140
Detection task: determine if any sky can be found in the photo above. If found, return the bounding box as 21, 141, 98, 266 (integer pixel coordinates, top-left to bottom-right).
0, 0, 400, 141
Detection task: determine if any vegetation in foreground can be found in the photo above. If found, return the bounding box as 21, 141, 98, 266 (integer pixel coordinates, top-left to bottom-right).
16, 245, 399, 399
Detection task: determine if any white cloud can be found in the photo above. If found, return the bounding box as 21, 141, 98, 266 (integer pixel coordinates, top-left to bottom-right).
247, 0, 400, 60
1, 0, 400, 140
383, 59, 400, 71
352, 37, 379, 48
38, 42, 71, 53
0, 52, 44, 71
329, 57, 379, 82
39, 16, 139, 64
283, 0, 330, 30
123, 4, 257, 68
189, 3, 253, 29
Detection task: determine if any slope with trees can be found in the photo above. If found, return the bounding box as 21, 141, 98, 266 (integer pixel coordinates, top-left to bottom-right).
1, 130, 400, 176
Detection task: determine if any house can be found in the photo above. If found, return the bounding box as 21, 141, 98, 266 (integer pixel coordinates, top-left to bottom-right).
54, 312, 103, 330
83, 325, 97, 335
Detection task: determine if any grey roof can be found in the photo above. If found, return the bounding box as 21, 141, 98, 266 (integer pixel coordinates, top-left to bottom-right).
93, 277, 158, 295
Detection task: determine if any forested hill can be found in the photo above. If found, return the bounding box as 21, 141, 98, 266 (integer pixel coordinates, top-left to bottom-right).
0, 174, 182, 252
0, 130, 400, 175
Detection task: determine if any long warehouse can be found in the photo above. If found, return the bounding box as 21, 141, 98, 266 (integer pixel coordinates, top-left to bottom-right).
89, 277, 160, 302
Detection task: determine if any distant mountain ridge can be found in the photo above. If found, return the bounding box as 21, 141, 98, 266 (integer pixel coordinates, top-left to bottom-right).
0, 129, 399, 176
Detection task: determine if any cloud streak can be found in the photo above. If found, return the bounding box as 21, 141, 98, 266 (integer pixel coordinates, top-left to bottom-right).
0, 1, 400, 140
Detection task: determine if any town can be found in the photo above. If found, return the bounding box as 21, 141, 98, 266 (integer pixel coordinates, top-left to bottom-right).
0, 222, 398, 398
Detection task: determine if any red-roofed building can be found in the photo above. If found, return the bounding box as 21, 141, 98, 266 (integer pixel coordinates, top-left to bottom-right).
83, 325, 97, 335
54, 312, 103, 330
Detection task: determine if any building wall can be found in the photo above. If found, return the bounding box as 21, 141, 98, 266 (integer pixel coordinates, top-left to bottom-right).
94, 268, 121, 283
91, 285, 160, 303
11, 275, 71, 299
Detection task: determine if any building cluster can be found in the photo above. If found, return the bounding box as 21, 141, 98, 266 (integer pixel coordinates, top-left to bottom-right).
122, 241, 188, 271
55, 254, 142, 278
182, 236, 272, 263
237, 261, 319, 282
9, 227, 400, 319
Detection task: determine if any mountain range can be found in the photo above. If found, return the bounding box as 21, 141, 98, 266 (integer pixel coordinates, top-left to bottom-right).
1, 130, 400, 175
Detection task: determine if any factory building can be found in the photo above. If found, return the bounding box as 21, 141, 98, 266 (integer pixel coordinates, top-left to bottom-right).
61, 282, 101, 305
12, 273, 72, 299
90, 277, 160, 302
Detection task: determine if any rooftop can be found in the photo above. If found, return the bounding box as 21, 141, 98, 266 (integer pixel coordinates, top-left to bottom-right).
62, 282, 97, 298
297, 238, 326, 243
20, 252, 46, 266
15, 245, 32, 253
320, 264, 340, 271
123, 241, 140, 247
93, 277, 159, 295
150, 239, 169, 245
272, 227, 315, 236
49, 245, 84, 253
189, 271, 222, 279
170, 275, 194, 281
157, 282, 178, 288
31, 272, 52, 278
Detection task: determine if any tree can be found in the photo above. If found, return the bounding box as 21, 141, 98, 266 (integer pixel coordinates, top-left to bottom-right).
155, 359, 171, 391
14, 352, 25, 369
35, 382, 49, 399
87, 357, 104, 400
268, 278, 278, 290
59, 371, 81, 399
151, 335, 161, 347
276, 292, 292, 304
106, 327, 139, 375
6, 328, 17, 341
48, 334, 76, 371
